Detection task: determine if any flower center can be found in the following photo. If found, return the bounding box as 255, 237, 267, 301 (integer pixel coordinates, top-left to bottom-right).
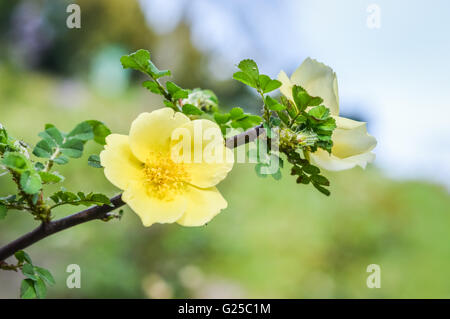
143, 153, 189, 200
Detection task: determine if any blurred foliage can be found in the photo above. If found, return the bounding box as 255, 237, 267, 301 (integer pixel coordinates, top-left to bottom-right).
0, 0, 449, 299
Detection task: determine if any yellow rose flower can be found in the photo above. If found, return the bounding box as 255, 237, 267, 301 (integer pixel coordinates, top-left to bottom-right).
278, 58, 377, 171
100, 108, 234, 227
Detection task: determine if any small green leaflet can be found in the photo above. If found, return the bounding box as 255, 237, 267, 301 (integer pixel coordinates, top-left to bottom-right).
88, 154, 102, 168
22, 263, 38, 281
34, 266, 56, 286
67, 122, 94, 141
34, 278, 47, 299
166, 81, 189, 100
120, 49, 171, 79
85, 120, 111, 145
142, 81, 163, 95
15, 250, 33, 264
308, 105, 330, 121
1, 152, 30, 172
258, 75, 282, 93
232, 59, 282, 94
38, 171, 64, 184
20, 279, 37, 299
33, 121, 111, 162
20, 170, 42, 194
50, 190, 111, 207
182, 104, 203, 116
265, 96, 286, 111
19, 262, 55, 299
292, 85, 323, 112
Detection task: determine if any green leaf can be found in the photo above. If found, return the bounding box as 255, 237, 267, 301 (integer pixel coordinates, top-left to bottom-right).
20, 279, 37, 299
33, 140, 53, 158
229, 107, 245, 120
15, 250, 33, 264
295, 115, 307, 124
291, 85, 324, 112
311, 174, 330, 186
0, 204, 7, 220
88, 154, 102, 168
182, 104, 203, 115
2, 152, 30, 171
53, 155, 69, 165
38, 127, 64, 147
258, 75, 271, 90
20, 170, 42, 194
85, 120, 111, 145
166, 81, 188, 99
265, 96, 286, 111
282, 96, 298, 118
317, 117, 337, 131
67, 122, 94, 141
308, 105, 330, 120
120, 49, 151, 71
302, 164, 320, 175
51, 190, 111, 207
33, 278, 47, 299
309, 96, 324, 106
50, 190, 77, 204
296, 174, 310, 184
238, 59, 259, 80
231, 114, 261, 130
313, 183, 331, 196
22, 263, 38, 281
34, 266, 55, 286
142, 81, 163, 95
259, 75, 282, 93
38, 171, 64, 184
292, 85, 310, 111
291, 165, 303, 176
214, 113, 231, 124
121, 49, 170, 79
60, 139, 84, 158
233, 71, 257, 87
147, 60, 171, 79
88, 193, 111, 206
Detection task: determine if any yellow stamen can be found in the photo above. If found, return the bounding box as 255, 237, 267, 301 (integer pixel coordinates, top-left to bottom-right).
143, 153, 189, 200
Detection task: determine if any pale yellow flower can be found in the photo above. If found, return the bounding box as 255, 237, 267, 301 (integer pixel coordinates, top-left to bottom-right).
278, 58, 377, 171
100, 108, 233, 227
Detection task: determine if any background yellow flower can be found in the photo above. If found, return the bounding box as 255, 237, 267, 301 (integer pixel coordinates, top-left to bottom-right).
278, 58, 377, 171
100, 108, 233, 227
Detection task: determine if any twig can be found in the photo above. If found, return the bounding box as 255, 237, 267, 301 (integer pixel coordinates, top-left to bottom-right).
0, 125, 264, 262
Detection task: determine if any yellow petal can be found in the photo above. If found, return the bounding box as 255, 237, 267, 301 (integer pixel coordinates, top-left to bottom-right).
129, 108, 190, 162
170, 119, 234, 188
176, 186, 227, 227
332, 116, 377, 158
100, 134, 143, 190
310, 148, 376, 171
290, 57, 339, 115
122, 181, 187, 227
277, 70, 293, 101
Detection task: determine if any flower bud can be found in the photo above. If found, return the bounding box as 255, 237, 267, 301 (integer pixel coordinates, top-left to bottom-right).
182, 89, 218, 113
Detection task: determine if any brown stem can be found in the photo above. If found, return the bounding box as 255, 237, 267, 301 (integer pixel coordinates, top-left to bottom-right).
0, 125, 264, 262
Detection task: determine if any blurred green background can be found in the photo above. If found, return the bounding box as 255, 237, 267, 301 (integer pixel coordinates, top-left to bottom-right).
0, 0, 449, 298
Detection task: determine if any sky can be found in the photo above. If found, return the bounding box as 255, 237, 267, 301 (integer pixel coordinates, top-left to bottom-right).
139, 0, 450, 187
